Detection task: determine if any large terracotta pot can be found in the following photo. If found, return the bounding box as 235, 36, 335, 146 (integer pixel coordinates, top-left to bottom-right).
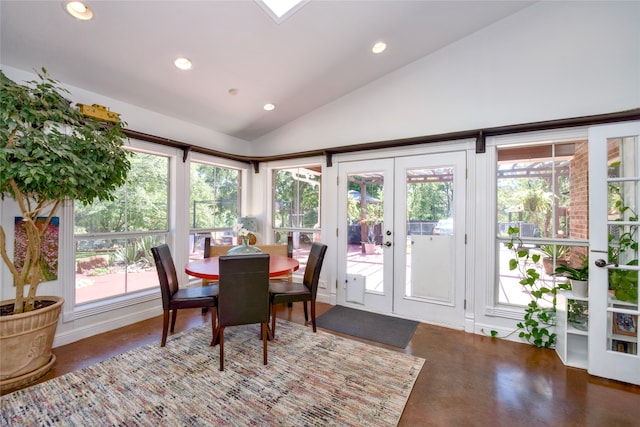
0, 296, 63, 393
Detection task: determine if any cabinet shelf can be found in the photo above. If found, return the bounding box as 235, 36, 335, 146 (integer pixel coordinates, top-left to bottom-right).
611, 333, 638, 343
567, 324, 588, 336
556, 290, 588, 369
565, 290, 589, 302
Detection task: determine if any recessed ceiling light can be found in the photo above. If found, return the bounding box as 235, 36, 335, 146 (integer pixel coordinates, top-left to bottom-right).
372, 41, 387, 54
264, 103, 276, 111
174, 57, 192, 71
64, 1, 93, 20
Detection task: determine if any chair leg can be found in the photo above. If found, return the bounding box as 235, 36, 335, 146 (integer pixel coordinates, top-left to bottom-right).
219, 327, 225, 371
271, 301, 277, 339
161, 310, 170, 347
262, 322, 268, 365
311, 300, 317, 332
210, 307, 218, 346
170, 309, 178, 332
303, 300, 308, 322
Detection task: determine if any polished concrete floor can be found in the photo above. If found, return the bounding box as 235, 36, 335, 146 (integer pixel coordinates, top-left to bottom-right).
11, 302, 640, 426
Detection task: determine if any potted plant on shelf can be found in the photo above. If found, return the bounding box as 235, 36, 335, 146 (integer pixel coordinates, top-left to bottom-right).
555, 258, 589, 298
0, 68, 131, 392
540, 244, 569, 275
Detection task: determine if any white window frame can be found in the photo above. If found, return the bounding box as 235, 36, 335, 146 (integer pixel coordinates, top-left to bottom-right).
64, 140, 177, 322
483, 127, 590, 321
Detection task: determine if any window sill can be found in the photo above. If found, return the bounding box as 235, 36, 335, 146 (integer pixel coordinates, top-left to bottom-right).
63, 288, 161, 322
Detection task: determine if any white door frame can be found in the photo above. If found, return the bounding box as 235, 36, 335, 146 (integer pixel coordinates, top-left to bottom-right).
335, 150, 467, 327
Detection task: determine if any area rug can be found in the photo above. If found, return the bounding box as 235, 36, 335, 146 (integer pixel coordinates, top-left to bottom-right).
1, 320, 424, 426
316, 306, 419, 348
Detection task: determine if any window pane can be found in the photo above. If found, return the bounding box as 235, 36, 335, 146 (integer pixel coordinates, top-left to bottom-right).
74, 150, 170, 304
75, 235, 165, 304
75, 152, 169, 233
496, 141, 589, 306
189, 162, 240, 260
273, 166, 321, 267
273, 168, 321, 229
189, 163, 240, 229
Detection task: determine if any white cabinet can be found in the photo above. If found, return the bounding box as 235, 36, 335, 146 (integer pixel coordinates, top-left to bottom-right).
556, 290, 588, 369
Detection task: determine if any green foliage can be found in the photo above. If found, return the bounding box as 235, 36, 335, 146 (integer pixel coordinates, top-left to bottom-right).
554, 261, 589, 281
406, 180, 452, 221
607, 192, 639, 303
189, 163, 239, 229
506, 226, 568, 348
114, 236, 154, 265
0, 68, 131, 313
75, 152, 168, 233
1, 69, 131, 206
274, 168, 320, 229
540, 244, 569, 260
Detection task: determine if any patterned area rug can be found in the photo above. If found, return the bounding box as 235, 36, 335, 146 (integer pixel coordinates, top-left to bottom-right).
1, 320, 424, 426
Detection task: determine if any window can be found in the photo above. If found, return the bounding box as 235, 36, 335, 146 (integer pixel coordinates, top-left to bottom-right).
74, 150, 169, 305
496, 141, 589, 306
272, 167, 321, 267
189, 161, 241, 260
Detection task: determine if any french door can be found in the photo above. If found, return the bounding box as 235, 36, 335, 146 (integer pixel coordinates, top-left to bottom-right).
589, 121, 640, 385
337, 152, 466, 327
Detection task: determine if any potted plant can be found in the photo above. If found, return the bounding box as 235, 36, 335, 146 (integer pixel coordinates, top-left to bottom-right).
555, 259, 589, 298
0, 68, 131, 391
540, 244, 569, 275
360, 203, 382, 254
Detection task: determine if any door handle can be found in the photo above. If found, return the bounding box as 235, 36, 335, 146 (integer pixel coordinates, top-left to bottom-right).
384, 241, 392, 247
595, 259, 617, 268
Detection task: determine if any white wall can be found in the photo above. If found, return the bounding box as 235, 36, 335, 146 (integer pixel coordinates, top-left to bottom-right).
252, 1, 640, 156
0, 66, 253, 156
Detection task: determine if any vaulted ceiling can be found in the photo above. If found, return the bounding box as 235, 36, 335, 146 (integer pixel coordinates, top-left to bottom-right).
0, 1, 534, 142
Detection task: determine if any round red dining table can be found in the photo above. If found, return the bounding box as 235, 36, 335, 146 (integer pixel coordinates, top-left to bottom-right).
185, 255, 299, 280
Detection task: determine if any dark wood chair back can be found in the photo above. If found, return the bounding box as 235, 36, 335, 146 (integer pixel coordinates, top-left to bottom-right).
215, 253, 270, 370
151, 244, 218, 347
268, 242, 327, 338
303, 243, 328, 299
152, 243, 180, 310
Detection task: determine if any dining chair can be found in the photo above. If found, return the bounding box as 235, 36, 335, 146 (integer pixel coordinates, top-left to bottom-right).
151, 244, 218, 347
269, 242, 328, 338
214, 253, 270, 371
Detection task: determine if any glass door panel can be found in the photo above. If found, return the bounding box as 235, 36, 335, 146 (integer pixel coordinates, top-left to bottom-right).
338, 159, 394, 314
589, 122, 640, 385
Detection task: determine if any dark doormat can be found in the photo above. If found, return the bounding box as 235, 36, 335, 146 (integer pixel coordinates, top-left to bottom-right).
316, 305, 418, 348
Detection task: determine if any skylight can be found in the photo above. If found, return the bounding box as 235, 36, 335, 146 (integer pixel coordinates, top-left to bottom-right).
257, 0, 307, 24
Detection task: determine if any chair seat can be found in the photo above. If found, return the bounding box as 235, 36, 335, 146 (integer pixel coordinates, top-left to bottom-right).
269, 242, 327, 339
170, 285, 218, 309
269, 282, 311, 303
